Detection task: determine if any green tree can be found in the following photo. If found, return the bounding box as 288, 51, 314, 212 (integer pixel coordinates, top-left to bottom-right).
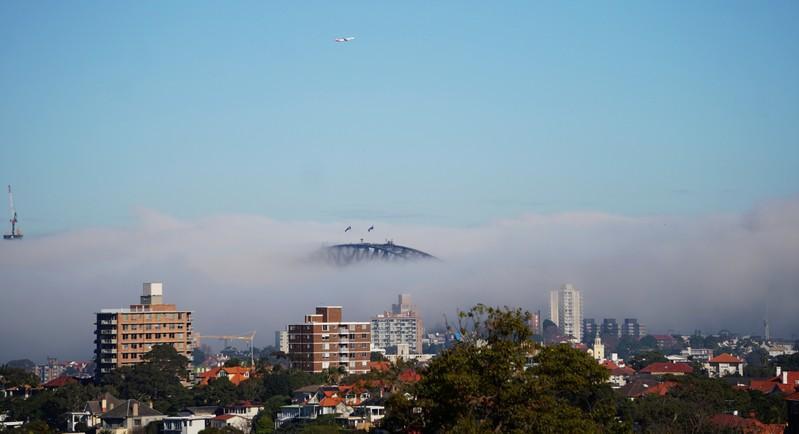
195, 377, 238, 406
253, 409, 275, 434
627, 351, 667, 371
388, 305, 626, 433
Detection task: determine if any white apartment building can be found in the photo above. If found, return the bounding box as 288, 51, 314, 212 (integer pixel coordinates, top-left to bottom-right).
550, 284, 584, 342
371, 294, 424, 354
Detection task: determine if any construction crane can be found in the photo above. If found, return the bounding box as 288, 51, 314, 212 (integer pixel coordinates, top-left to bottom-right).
193, 331, 256, 367
3, 185, 22, 240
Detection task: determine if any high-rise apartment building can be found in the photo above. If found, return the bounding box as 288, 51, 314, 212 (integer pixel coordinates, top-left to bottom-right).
288, 306, 371, 374
582, 318, 598, 343
601, 318, 620, 338
371, 294, 424, 354
622, 318, 647, 339
550, 284, 584, 342
275, 329, 289, 354
94, 282, 193, 378
529, 310, 542, 336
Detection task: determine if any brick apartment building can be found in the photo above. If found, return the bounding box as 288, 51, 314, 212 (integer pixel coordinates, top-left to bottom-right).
94, 282, 193, 377
288, 306, 371, 374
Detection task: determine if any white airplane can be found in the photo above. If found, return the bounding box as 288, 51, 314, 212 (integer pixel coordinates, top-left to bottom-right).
335, 37, 355, 43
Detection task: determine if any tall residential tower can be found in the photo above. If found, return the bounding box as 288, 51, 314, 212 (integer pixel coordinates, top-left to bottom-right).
550, 284, 584, 342
287, 306, 371, 374
371, 294, 424, 354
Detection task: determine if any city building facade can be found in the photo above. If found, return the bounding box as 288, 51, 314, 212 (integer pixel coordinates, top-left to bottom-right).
601, 318, 620, 338
288, 306, 371, 374
622, 318, 647, 339
371, 294, 424, 354
582, 318, 598, 343
550, 284, 584, 342
94, 282, 193, 377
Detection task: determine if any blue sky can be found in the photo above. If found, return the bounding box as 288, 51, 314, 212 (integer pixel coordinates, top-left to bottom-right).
1, 1, 797, 233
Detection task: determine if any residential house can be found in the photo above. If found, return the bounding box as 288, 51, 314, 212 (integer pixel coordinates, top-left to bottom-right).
750, 368, 799, 395
197, 366, 254, 386
705, 353, 744, 378
639, 362, 694, 376
602, 360, 636, 388
65, 392, 124, 432
100, 399, 165, 434
163, 415, 214, 434
211, 414, 250, 432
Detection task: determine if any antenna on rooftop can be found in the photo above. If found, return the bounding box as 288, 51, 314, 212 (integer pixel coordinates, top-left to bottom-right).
3, 185, 23, 240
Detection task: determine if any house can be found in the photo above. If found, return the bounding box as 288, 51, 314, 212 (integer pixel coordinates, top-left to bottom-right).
211, 414, 251, 432
602, 361, 636, 388
709, 413, 784, 434
66, 392, 125, 431
41, 375, 78, 389
197, 366, 254, 386
618, 378, 677, 399
787, 388, 799, 434
651, 335, 679, 350
335, 397, 387, 431
163, 415, 214, 434
639, 362, 693, 376
100, 399, 165, 434
749, 368, 799, 395
705, 353, 744, 378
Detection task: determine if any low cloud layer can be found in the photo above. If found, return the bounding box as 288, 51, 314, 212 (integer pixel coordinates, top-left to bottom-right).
2, 198, 798, 361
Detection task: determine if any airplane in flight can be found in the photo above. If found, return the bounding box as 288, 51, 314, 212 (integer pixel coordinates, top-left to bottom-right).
335, 37, 355, 43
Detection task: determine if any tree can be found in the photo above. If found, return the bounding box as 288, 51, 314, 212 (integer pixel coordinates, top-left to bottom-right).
388, 305, 625, 433
639, 335, 658, 350
253, 410, 275, 434
627, 351, 667, 371
0, 365, 38, 388
141, 343, 190, 380
195, 377, 238, 406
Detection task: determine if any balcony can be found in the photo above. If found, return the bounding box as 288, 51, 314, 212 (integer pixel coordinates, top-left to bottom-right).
99, 329, 116, 335
100, 320, 117, 325
100, 358, 117, 364
101, 339, 117, 344
101, 348, 117, 354
339, 338, 349, 344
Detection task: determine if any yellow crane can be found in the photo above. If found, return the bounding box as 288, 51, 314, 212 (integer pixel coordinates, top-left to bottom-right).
193, 331, 256, 367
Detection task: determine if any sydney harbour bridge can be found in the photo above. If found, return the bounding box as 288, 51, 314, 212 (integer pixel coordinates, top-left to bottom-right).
319, 241, 437, 266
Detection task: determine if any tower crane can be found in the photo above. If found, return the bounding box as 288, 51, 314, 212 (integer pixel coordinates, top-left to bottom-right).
193, 331, 256, 367
3, 185, 23, 240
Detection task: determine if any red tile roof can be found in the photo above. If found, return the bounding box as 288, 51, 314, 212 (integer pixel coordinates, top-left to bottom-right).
398, 369, 421, 383
709, 414, 784, 434
644, 381, 677, 396
368, 361, 391, 372
640, 362, 693, 375
749, 372, 799, 395
42, 375, 78, 388
214, 414, 238, 421
319, 397, 343, 407
708, 353, 743, 364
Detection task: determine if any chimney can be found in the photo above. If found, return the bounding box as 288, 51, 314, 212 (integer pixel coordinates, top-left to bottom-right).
783, 371, 789, 385
132, 401, 139, 417
776, 366, 782, 377
101, 399, 107, 412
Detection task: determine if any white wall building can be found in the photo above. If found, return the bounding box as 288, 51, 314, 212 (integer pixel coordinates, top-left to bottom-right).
550, 284, 584, 342
371, 294, 424, 354
275, 329, 289, 354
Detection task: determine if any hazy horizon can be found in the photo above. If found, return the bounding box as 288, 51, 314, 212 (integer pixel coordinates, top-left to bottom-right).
2, 195, 798, 362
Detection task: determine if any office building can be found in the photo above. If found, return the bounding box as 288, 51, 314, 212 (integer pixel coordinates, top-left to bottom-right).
94, 282, 193, 377
371, 294, 424, 354
601, 319, 620, 338
288, 306, 371, 374
275, 329, 289, 354
622, 318, 647, 340
550, 284, 584, 342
